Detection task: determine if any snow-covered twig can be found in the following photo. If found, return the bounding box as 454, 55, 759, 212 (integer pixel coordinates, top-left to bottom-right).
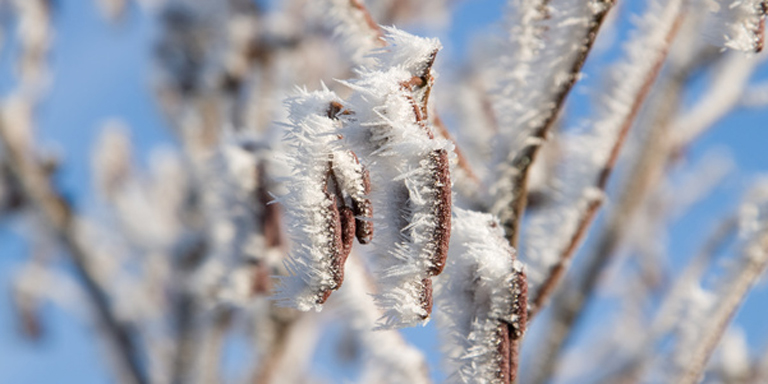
671, 51, 766, 151
673, 182, 768, 384
317, 0, 385, 65
492, 0, 616, 247
526, 0, 686, 317
713, 0, 768, 52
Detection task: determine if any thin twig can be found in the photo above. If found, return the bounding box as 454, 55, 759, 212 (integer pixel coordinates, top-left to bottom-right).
433, 114, 480, 184
677, 230, 768, 384
528, 8, 685, 318
529, 26, 719, 319
596, 216, 738, 384
527, 4, 686, 383
501, 0, 616, 248
350, 0, 385, 40
670, 51, 766, 155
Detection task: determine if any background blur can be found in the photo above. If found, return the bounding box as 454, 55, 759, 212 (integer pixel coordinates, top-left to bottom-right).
0, 0, 767, 382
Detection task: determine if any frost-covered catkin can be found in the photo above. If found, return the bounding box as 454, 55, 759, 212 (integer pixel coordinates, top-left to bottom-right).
436, 208, 527, 384
343, 28, 453, 328
331, 148, 374, 244
276, 88, 372, 311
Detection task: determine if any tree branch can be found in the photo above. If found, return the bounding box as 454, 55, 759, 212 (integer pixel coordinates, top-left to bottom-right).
528, 5, 685, 318
501, 0, 616, 248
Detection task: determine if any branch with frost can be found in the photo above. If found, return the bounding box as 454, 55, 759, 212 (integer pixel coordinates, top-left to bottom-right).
491, 0, 616, 247
196, 136, 288, 306
535, 25, 736, 380
583, 176, 757, 384
552, 147, 734, 384
276, 88, 373, 310
671, 50, 766, 151
671, 180, 768, 384
710, 0, 768, 52
524, 0, 686, 317
89, 130, 234, 373
342, 28, 453, 327
523, 3, 687, 382
314, 0, 385, 66
560, 20, 726, 341
153, 1, 277, 148
0, 2, 149, 382
436, 208, 527, 384
597, 215, 738, 383
93, 77, 284, 384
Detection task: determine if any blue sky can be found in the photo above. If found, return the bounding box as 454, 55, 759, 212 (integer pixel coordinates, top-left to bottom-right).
0, 0, 767, 382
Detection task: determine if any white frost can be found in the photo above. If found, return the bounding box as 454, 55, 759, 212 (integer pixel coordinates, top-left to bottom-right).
436, 208, 523, 384
275, 87, 347, 311
342, 27, 453, 328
